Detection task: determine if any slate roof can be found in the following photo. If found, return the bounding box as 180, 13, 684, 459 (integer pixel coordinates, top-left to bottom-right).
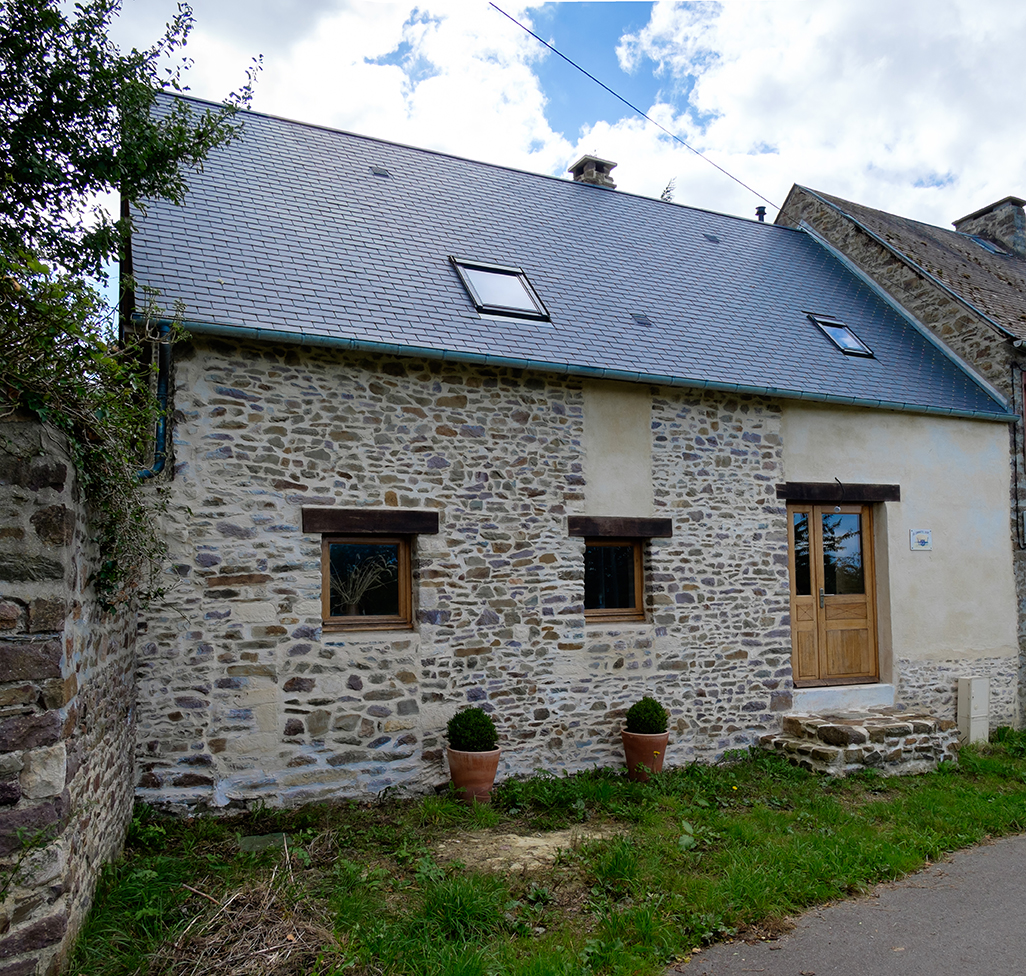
130, 98, 1010, 420
795, 186, 1026, 341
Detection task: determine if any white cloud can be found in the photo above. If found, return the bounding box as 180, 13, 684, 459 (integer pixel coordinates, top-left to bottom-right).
614, 0, 1026, 224
108, 0, 1026, 227
113, 1, 576, 177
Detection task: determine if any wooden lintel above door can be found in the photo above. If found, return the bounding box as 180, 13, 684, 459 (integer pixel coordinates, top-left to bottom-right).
776, 482, 900, 503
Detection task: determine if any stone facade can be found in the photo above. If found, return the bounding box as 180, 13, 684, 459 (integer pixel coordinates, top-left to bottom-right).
895, 655, 1018, 727
134, 335, 793, 811
776, 188, 1026, 725
0, 415, 136, 976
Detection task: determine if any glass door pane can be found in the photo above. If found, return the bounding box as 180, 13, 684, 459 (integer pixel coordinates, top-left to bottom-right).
820, 512, 864, 595
792, 512, 811, 595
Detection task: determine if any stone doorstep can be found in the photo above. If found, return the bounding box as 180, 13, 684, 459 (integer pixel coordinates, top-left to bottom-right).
761, 706, 959, 777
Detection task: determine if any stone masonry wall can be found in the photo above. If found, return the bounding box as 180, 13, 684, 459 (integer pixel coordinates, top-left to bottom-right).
777, 190, 1026, 727
134, 336, 793, 811
0, 414, 136, 976
896, 655, 1018, 728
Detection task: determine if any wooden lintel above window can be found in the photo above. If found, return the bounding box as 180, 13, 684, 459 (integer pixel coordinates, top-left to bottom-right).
302, 508, 440, 535
568, 516, 673, 538
775, 482, 900, 503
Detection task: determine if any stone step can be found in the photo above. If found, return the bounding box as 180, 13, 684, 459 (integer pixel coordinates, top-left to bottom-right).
761, 708, 959, 777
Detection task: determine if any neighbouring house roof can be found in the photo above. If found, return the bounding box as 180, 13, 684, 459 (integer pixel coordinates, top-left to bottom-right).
129, 98, 1011, 421
789, 186, 1026, 342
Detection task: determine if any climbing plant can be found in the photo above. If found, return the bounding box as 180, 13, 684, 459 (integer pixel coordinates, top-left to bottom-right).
0, 0, 259, 607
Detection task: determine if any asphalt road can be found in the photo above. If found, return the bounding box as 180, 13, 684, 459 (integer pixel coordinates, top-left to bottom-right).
677, 832, 1026, 976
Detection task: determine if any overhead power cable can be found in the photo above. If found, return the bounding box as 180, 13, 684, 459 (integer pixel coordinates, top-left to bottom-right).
490, 2, 780, 212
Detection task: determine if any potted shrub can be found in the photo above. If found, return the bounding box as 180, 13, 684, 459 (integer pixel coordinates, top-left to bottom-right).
621, 696, 669, 782
445, 706, 500, 804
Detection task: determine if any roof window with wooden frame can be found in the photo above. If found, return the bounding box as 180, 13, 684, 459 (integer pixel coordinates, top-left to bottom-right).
569, 516, 673, 624
303, 508, 439, 632
450, 256, 550, 321
807, 313, 874, 358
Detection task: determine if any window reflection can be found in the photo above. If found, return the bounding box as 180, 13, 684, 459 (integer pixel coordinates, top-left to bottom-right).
328, 543, 400, 617
821, 513, 864, 594
792, 513, 811, 595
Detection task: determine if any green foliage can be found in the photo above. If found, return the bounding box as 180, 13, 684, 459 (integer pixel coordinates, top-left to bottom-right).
625, 696, 668, 734
446, 706, 499, 752
0, 0, 258, 276
417, 874, 513, 941
991, 725, 1026, 758
0, 1, 258, 608
0, 259, 176, 608
69, 748, 1026, 976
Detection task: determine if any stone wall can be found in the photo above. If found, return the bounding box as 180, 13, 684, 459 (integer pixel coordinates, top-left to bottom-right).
0, 414, 136, 976
134, 336, 792, 811
896, 656, 1018, 727
776, 189, 1026, 726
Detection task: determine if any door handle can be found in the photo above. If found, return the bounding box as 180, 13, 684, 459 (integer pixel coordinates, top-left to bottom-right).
819, 587, 825, 609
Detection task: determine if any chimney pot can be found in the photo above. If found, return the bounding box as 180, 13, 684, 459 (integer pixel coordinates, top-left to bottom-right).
569, 155, 617, 189
755, 206, 767, 222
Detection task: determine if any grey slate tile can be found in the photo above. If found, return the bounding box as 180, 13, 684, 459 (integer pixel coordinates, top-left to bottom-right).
131, 97, 1009, 419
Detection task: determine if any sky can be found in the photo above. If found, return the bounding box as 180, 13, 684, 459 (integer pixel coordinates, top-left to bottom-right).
108, 0, 1026, 230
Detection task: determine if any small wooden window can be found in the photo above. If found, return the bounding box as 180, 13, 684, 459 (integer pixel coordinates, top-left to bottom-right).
321, 536, 412, 631
584, 539, 644, 622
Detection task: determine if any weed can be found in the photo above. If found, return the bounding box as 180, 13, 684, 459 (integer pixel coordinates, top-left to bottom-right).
69, 747, 1026, 976
417, 874, 513, 941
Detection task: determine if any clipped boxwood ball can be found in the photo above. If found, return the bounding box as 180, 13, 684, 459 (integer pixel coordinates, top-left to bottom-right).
624, 696, 668, 734
446, 706, 499, 752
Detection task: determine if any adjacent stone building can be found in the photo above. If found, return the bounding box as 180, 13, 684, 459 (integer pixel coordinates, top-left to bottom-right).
125, 97, 1021, 812
0, 414, 137, 975
776, 188, 1026, 720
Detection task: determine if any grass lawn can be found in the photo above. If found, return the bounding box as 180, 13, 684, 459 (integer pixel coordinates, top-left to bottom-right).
69, 733, 1026, 976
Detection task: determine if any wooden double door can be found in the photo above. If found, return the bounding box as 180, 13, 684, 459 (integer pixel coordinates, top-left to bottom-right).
787, 504, 878, 685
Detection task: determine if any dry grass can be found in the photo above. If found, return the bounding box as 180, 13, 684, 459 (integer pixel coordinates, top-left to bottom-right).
145, 873, 338, 976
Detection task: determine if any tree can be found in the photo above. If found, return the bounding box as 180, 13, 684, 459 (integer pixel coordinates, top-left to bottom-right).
0, 0, 258, 276
0, 0, 259, 608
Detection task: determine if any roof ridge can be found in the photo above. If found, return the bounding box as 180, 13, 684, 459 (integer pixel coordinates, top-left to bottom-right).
160, 91, 785, 232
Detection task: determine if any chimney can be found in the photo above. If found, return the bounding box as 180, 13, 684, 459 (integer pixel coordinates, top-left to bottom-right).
569, 155, 617, 189
952, 196, 1026, 257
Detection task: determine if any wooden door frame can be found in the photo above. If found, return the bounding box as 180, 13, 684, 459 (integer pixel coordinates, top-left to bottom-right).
787, 502, 880, 687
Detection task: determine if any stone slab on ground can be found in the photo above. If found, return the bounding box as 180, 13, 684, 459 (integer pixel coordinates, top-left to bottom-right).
676, 832, 1026, 976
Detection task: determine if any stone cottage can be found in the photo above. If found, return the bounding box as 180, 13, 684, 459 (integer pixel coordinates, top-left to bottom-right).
125, 98, 1020, 811
776, 188, 1026, 720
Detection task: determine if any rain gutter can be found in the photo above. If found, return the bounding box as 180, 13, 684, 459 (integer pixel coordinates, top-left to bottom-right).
141, 316, 1016, 424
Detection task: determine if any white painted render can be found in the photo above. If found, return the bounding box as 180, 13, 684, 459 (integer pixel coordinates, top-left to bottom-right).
781, 403, 1018, 670
581, 380, 653, 516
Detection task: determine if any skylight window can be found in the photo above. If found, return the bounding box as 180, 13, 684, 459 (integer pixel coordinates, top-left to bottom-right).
964, 234, 1010, 255
808, 314, 874, 358
450, 257, 550, 321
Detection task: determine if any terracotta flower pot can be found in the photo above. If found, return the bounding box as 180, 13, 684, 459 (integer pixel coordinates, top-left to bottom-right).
446, 747, 501, 804
621, 729, 669, 782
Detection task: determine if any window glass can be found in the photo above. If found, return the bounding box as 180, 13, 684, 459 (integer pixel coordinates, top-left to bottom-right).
821, 512, 865, 595
584, 541, 640, 615
322, 536, 411, 629
463, 267, 540, 313
328, 542, 399, 616
451, 257, 549, 320
792, 512, 811, 596
808, 315, 873, 357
